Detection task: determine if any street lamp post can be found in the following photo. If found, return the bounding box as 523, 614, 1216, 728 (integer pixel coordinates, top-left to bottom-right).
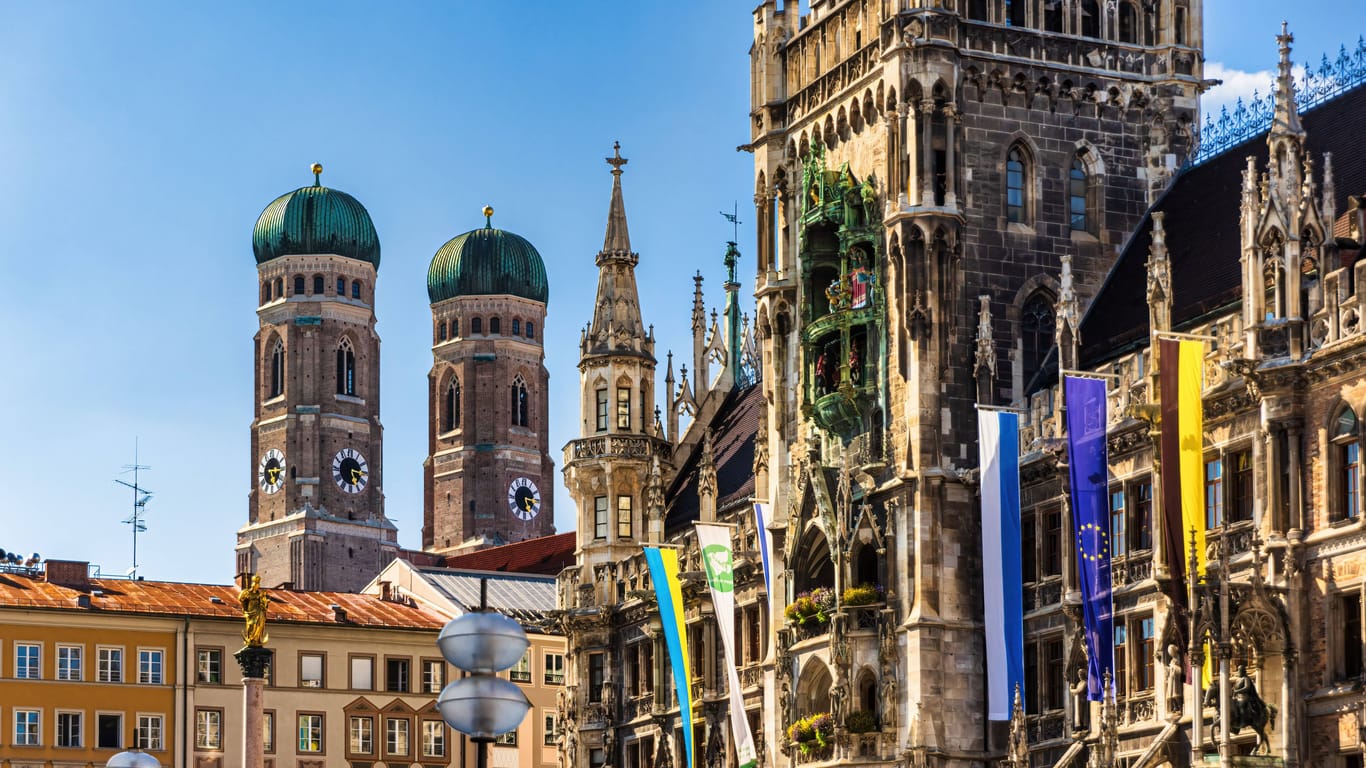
437, 579, 533, 768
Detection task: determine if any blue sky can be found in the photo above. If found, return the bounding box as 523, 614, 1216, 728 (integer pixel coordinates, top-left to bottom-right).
0, 2, 1358, 584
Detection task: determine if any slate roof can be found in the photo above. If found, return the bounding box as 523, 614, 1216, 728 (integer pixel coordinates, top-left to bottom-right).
664, 384, 763, 531
440, 532, 576, 576
1077, 82, 1366, 368
0, 568, 446, 630
411, 567, 557, 622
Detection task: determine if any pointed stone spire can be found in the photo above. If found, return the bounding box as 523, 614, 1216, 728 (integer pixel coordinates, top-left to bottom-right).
1272, 22, 1305, 138
972, 295, 995, 380
1055, 254, 1080, 371
603, 142, 632, 254
584, 143, 651, 361
1147, 212, 1173, 341
724, 242, 743, 381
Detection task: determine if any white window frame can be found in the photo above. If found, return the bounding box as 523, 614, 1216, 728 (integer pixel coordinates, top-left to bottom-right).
56, 709, 83, 748
57, 644, 83, 681
135, 713, 164, 751
15, 641, 41, 680
98, 646, 124, 683
138, 647, 165, 685
197, 647, 222, 684
15, 708, 41, 746
421, 659, 444, 693
350, 715, 374, 755
544, 652, 565, 685
96, 710, 123, 750
195, 709, 222, 751
298, 713, 323, 753
386, 717, 410, 757
422, 719, 446, 757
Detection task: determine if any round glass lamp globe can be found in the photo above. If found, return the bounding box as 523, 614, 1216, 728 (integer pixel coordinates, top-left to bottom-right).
437, 612, 529, 673
437, 676, 532, 739
106, 750, 162, 768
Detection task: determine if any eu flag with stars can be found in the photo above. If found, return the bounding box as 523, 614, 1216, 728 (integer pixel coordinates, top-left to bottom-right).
1064, 375, 1114, 701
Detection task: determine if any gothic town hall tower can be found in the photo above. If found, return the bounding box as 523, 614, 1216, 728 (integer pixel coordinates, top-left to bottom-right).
423, 207, 555, 552
237, 164, 398, 592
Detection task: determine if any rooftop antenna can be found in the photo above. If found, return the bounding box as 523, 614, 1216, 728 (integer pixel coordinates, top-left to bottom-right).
720, 202, 743, 243
115, 438, 152, 580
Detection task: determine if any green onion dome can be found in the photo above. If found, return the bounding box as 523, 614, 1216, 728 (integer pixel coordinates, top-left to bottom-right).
427, 207, 548, 304
252, 164, 380, 268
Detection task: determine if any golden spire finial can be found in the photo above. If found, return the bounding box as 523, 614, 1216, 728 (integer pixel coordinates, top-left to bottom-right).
483, 205, 494, 228
311, 163, 323, 186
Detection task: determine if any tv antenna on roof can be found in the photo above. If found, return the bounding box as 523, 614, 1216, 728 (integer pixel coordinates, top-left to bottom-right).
115, 438, 152, 580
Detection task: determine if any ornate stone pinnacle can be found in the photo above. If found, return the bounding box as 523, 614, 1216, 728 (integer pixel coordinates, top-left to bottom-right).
607, 141, 628, 175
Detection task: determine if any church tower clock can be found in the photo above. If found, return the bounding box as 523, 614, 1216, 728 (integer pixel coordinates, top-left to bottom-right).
237, 164, 398, 591
422, 206, 555, 553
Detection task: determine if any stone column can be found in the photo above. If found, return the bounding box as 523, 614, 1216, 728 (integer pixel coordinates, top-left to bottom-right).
943, 105, 959, 208
920, 98, 936, 205
236, 646, 272, 768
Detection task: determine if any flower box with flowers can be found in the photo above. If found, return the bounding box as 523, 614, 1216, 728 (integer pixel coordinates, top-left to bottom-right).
786, 712, 835, 757
784, 587, 836, 628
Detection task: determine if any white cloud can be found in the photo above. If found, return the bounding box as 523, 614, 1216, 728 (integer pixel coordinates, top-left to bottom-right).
1201, 61, 1308, 123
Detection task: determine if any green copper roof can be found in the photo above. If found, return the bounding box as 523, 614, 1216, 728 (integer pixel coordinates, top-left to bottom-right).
252, 178, 380, 268
428, 225, 548, 304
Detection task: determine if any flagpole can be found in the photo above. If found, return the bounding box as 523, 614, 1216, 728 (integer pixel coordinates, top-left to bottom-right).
1060, 369, 1120, 381
974, 403, 1030, 412
1152, 330, 1217, 342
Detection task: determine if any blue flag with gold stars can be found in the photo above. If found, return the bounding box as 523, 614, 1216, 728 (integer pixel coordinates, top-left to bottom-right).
1064, 375, 1113, 701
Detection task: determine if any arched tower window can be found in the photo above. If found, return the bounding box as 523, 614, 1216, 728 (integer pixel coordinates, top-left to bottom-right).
274, 277, 284, 298
312, 275, 324, 295
351, 281, 362, 300
452, 318, 460, 337
1069, 156, 1090, 232
512, 319, 521, 336
471, 317, 482, 335
443, 376, 461, 432
261, 283, 272, 304
438, 321, 447, 342
1118, 2, 1138, 43
269, 339, 285, 398
1020, 292, 1056, 390
336, 276, 346, 296
1006, 146, 1029, 224
1174, 5, 1188, 45
1335, 407, 1361, 521
293, 275, 305, 295
490, 317, 501, 335
1080, 0, 1100, 38
336, 337, 356, 396
525, 321, 534, 339
511, 375, 529, 427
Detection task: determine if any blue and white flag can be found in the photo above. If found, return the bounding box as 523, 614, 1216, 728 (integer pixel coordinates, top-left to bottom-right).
979, 408, 1025, 721
753, 502, 773, 598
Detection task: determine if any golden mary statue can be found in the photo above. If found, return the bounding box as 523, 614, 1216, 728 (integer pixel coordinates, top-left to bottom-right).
239, 574, 269, 647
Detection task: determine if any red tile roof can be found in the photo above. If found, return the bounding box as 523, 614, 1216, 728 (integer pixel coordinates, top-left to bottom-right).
439, 532, 576, 576
0, 570, 446, 630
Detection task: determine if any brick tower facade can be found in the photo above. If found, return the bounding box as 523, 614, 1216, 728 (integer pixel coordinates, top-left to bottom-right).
237, 165, 398, 592
422, 207, 555, 553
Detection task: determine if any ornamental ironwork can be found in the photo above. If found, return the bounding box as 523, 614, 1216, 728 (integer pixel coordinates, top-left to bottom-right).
1193, 37, 1366, 165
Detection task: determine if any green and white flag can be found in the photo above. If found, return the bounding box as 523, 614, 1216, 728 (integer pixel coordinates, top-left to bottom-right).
695, 522, 758, 768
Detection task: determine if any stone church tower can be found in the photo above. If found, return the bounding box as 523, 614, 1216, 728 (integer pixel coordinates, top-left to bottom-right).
747, 1, 1205, 763
422, 207, 555, 552
237, 164, 398, 592
563, 144, 672, 577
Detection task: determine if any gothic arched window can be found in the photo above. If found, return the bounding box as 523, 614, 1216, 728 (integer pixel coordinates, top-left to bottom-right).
438, 321, 447, 342
313, 275, 324, 295
261, 283, 272, 304
511, 375, 529, 427
293, 275, 305, 295
512, 318, 521, 336
1335, 407, 1361, 521
471, 317, 482, 335
336, 338, 356, 396
274, 277, 284, 298
1080, 0, 1100, 37
1020, 293, 1056, 390
1006, 146, 1028, 224
525, 321, 534, 340
269, 339, 285, 398
352, 281, 362, 300
1118, 2, 1138, 43
443, 376, 461, 432
336, 276, 346, 296
490, 317, 501, 335
1069, 157, 1089, 232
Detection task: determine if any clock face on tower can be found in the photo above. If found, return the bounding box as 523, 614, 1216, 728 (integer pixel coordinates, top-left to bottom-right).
332, 448, 369, 494
508, 477, 541, 521
258, 449, 285, 495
